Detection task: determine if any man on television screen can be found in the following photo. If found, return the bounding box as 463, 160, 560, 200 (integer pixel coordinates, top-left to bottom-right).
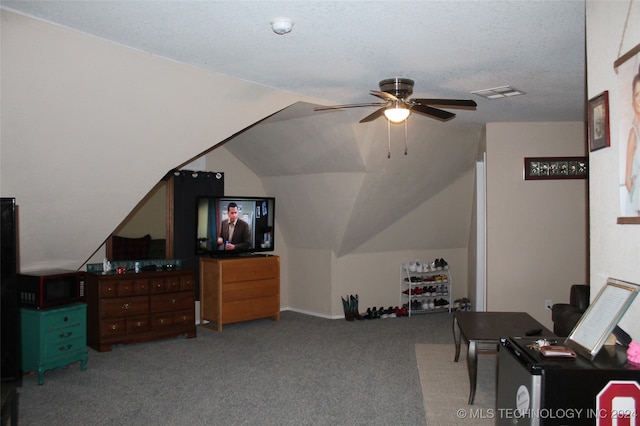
216, 202, 251, 250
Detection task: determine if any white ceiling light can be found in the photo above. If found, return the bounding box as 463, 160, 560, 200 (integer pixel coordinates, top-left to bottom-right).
384, 105, 410, 123
270, 17, 294, 35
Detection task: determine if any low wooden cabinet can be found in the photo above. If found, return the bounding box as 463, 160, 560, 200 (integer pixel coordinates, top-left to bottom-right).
200, 256, 280, 331
21, 303, 88, 385
85, 269, 196, 352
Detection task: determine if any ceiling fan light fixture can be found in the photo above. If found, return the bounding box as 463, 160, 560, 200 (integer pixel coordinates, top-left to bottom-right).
384, 105, 410, 123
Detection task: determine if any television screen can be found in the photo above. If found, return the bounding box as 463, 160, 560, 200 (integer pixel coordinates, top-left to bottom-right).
195, 196, 275, 256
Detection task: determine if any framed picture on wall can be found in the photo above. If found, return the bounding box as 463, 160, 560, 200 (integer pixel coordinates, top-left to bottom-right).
614, 43, 640, 224
588, 91, 610, 152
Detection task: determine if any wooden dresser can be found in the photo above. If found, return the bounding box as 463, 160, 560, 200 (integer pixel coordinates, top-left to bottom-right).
85, 269, 196, 352
200, 256, 280, 331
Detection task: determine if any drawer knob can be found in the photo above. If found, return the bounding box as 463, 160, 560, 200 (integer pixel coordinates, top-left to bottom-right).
58, 344, 73, 352
122, 303, 132, 310
63, 316, 68, 322
171, 298, 176, 305
59, 331, 72, 338
111, 324, 118, 330
136, 321, 142, 327
159, 319, 165, 324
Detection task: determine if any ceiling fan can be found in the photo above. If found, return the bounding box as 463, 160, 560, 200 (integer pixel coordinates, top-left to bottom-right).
314, 77, 477, 124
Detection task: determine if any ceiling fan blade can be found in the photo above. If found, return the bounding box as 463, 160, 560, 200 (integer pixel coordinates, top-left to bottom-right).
359, 107, 386, 123
370, 90, 399, 102
314, 102, 386, 111
411, 104, 456, 121
412, 98, 477, 110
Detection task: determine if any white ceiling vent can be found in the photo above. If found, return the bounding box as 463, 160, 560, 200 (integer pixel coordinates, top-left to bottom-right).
471, 85, 525, 99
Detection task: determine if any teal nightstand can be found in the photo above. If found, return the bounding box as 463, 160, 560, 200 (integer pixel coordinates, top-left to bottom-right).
20, 303, 88, 385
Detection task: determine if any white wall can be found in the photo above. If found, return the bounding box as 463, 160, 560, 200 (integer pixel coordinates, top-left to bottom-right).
587, 1, 640, 338
486, 122, 588, 330
0, 10, 305, 272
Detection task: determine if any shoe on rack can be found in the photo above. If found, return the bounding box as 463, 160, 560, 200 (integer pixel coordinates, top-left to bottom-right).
441, 258, 449, 270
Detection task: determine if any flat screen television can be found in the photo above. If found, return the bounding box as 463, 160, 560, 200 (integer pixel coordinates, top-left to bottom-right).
195, 196, 275, 256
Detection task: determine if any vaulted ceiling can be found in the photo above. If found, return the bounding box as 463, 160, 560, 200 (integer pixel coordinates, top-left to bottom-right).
1, 1, 586, 126
1, 1, 586, 258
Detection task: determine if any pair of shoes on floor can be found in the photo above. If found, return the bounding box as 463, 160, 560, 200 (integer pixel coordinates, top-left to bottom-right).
453, 297, 471, 311
341, 295, 364, 321
363, 306, 407, 319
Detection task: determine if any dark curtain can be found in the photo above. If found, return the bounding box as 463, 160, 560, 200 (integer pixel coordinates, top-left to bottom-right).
172, 170, 224, 300
1, 197, 21, 384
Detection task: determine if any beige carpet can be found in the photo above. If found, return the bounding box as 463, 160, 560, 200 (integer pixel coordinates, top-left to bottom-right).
416, 344, 496, 425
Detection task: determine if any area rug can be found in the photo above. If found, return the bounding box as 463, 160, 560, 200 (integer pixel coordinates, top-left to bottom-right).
416, 344, 496, 425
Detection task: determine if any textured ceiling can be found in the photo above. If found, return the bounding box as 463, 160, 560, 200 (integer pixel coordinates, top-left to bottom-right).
1, 1, 587, 257
1, 0, 586, 126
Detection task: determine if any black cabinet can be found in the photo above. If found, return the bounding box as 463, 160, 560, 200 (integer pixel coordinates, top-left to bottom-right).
1, 198, 20, 384
497, 337, 640, 425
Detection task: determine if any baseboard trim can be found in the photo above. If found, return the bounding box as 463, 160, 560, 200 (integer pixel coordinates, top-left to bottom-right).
280, 306, 342, 320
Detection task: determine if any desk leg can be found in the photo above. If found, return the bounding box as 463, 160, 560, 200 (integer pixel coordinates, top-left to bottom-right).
466, 341, 478, 405
453, 316, 461, 362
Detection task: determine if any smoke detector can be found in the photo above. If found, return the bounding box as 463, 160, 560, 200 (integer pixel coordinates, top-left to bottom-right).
271, 17, 294, 35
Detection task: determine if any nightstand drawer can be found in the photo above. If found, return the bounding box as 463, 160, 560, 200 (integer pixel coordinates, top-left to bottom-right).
38, 305, 86, 332
43, 336, 86, 359
44, 324, 84, 344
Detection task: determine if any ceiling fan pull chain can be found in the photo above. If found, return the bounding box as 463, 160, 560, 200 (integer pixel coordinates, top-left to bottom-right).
404, 121, 408, 155
387, 120, 391, 158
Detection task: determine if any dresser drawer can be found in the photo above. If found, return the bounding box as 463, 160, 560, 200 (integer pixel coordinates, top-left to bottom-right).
151, 309, 194, 330
151, 273, 195, 293
100, 295, 148, 317
173, 309, 195, 326
100, 279, 150, 298
221, 296, 279, 324
222, 278, 279, 302
100, 317, 126, 337
221, 257, 279, 283
100, 314, 150, 337
150, 292, 193, 313
126, 314, 151, 334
